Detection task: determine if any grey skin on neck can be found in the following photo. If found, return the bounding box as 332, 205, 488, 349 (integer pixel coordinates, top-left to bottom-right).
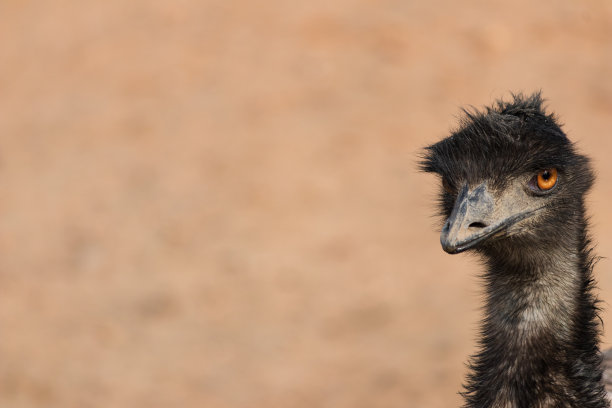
462, 220, 606, 408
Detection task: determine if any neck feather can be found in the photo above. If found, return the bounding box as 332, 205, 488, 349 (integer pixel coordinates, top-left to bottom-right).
462, 221, 608, 408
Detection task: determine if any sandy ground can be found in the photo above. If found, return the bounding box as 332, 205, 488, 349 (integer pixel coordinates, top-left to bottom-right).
1, 1, 612, 407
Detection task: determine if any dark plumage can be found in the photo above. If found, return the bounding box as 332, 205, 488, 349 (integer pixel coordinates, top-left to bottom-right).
421, 93, 609, 408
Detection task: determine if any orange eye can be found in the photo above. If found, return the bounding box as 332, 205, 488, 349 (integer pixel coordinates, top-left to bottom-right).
537, 168, 558, 190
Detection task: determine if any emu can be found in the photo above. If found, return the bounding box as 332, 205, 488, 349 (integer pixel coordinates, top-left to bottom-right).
421, 93, 610, 407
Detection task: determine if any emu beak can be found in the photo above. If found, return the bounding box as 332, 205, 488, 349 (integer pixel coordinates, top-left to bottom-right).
440, 182, 499, 254
440, 181, 542, 254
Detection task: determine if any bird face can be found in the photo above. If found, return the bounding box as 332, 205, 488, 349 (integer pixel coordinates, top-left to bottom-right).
438, 171, 559, 254
421, 93, 593, 255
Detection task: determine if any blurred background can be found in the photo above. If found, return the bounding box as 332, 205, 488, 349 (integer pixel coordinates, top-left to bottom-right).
1, 1, 612, 407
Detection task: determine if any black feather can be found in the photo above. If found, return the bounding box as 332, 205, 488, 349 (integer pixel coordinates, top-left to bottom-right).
421, 92, 608, 408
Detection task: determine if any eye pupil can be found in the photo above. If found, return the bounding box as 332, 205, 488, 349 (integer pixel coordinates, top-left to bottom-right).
536, 168, 558, 191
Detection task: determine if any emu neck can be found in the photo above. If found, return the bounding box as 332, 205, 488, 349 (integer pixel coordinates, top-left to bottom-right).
463, 229, 608, 407
486, 245, 580, 348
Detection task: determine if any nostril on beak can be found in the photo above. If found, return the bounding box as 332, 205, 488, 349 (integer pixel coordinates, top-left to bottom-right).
468, 221, 487, 229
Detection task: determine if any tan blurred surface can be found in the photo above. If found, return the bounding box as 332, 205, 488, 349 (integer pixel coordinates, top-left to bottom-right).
2, 1, 612, 407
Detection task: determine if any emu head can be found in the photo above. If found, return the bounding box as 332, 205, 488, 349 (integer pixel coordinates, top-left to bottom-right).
421, 93, 593, 255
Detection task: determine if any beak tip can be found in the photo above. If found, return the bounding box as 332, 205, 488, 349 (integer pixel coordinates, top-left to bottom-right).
440, 235, 460, 254
441, 243, 460, 254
